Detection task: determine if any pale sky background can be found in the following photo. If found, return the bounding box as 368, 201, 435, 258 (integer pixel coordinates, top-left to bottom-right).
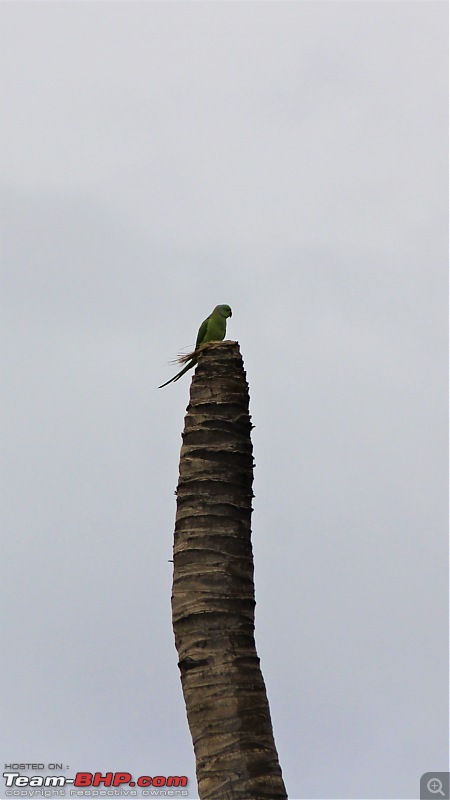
1, 2, 448, 799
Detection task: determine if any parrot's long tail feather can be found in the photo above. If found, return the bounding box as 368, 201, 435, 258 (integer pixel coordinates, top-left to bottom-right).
159, 343, 213, 388
158, 356, 197, 388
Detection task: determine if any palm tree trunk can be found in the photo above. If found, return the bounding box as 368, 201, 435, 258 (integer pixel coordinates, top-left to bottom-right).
171, 341, 287, 800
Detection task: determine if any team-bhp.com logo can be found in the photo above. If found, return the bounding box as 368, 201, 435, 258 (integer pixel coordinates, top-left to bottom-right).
3, 772, 188, 796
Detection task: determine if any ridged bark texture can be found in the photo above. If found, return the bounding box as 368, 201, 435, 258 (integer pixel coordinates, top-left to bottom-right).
172, 341, 287, 800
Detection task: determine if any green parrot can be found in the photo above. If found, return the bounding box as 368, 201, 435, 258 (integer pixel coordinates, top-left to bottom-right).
158, 304, 232, 388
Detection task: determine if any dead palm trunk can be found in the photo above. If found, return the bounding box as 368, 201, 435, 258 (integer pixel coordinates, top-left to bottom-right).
171, 340, 287, 800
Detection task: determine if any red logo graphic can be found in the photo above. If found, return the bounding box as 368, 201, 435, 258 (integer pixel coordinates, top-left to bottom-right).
74, 773, 188, 788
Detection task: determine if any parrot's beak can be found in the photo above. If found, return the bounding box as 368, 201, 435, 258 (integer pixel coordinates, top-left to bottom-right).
229, 310, 232, 317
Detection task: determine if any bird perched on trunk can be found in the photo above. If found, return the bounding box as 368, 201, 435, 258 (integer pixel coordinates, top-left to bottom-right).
158, 304, 232, 388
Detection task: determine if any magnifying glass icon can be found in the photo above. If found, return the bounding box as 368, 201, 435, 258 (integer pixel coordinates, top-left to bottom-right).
427, 778, 446, 797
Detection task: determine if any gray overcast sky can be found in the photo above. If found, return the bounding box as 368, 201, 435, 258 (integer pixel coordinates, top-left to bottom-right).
1, 2, 448, 799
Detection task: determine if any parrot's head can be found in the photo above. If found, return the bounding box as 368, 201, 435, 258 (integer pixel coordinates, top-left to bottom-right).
218, 304, 232, 318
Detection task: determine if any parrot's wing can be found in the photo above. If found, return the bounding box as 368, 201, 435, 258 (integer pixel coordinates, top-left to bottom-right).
195, 317, 210, 349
